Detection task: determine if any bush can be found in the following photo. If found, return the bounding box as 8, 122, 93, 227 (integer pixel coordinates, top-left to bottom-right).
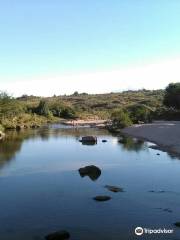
127, 104, 153, 123
36, 100, 51, 117
0, 92, 25, 118
111, 109, 132, 129
61, 107, 77, 119
153, 106, 180, 120
0, 124, 4, 132
164, 83, 180, 109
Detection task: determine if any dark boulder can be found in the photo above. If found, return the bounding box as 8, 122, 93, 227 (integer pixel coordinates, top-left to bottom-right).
102, 140, 107, 143
174, 222, 180, 227
81, 136, 97, 143
45, 230, 70, 240
78, 165, 101, 181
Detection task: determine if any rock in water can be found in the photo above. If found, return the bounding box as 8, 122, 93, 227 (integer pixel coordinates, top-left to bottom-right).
174, 222, 180, 227
105, 185, 124, 193
78, 165, 101, 181
81, 136, 97, 143
93, 196, 111, 201
102, 140, 107, 143
45, 230, 70, 240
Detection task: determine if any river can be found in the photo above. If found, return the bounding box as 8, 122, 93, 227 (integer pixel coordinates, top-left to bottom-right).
0, 124, 180, 239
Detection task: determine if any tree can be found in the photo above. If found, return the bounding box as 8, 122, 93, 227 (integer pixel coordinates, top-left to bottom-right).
36, 100, 51, 117
111, 109, 132, 129
61, 107, 77, 119
164, 83, 180, 109
127, 104, 153, 123
0, 91, 24, 118
73, 91, 79, 96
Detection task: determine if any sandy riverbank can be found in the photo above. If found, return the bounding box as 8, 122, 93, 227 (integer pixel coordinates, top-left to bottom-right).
122, 121, 180, 156
62, 119, 108, 127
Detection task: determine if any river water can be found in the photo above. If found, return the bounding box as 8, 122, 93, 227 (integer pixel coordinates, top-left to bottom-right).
0, 124, 180, 239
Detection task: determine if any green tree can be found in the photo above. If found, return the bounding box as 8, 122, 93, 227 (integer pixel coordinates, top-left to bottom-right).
127, 104, 153, 123
164, 83, 180, 109
73, 91, 79, 96
36, 100, 51, 117
0, 92, 24, 118
111, 109, 132, 129
61, 107, 77, 119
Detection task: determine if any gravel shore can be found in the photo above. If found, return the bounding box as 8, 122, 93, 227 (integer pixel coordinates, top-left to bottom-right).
122, 121, 180, 156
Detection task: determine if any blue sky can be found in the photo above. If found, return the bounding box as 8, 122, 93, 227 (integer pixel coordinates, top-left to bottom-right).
1, 0, 180, 96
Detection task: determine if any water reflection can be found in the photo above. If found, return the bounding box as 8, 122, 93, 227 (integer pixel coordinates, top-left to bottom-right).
0, 126, 111, 172
81, 142, 97, 146
118, 136, 145, 152
0, 125, 177, 174
0, 130, 35, 169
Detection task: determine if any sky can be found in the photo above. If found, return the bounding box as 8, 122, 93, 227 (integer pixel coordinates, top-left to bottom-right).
1, 0, 180, 96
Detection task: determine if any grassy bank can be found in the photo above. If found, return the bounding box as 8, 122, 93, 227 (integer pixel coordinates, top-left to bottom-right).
0, 113, 60, 131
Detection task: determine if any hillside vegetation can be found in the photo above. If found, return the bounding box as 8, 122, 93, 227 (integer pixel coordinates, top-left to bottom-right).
1, 85, 180, 131
18, 89, 164, 118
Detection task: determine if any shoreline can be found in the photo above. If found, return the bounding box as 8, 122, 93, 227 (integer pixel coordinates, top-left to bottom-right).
121, 121, 180, 158
62, 119, 108, 127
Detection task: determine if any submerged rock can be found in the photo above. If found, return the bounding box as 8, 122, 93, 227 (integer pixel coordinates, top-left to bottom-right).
93, 195, 111, 201
78, 165, 101, 181
105, 185, 124, 193
102, 140, 107, 143
45, 230, 70, 240
163, 208, 173, 213
149, 190, 165, 193
174, 222, 180, 227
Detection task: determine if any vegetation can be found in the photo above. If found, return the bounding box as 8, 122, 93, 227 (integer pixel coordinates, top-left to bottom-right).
110, 109, 132, 130
127, 104, 153, 123
164, 83, 180, 109
1, 84, 180, 132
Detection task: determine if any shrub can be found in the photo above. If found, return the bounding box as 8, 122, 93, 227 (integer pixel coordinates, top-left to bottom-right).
0, 92, 25, 118
111, 109, 132, 129
36, 100, 51, 117
164, 83, 180, 109
127, 104, 153, 123
61, 107, 77, 119
0, 124, 4, 132
153, 106, 180, 120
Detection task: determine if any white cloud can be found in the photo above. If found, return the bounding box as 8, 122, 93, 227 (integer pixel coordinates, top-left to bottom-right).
1, 57, 180, 97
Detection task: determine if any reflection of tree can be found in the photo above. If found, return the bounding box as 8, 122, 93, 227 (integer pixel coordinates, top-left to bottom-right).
0, 130, 39, 169
0, 126, 110, 170
118, 136, 145, 152
0, 139, 21, 163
